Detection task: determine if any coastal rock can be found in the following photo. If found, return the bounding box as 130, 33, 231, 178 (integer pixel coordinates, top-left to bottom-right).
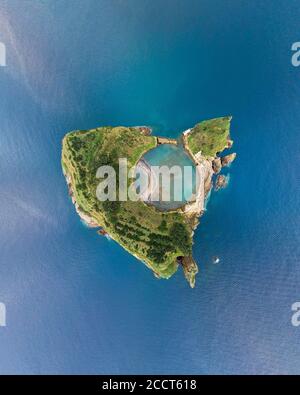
227, 139, 234, 148
180, 256, 199, 288
221, 153, 236, 167
157, 136, 178, 145
75, 203, 99, 227
134, 126, 152, 135
212, 157, 222, 174
215, 174, 228, 190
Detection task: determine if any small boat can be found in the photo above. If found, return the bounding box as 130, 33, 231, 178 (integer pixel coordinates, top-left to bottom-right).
212, 256, 220, 264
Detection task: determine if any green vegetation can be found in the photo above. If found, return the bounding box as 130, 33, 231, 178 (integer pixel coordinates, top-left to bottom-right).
62, 126, 195, 284
187, 116, 232, 158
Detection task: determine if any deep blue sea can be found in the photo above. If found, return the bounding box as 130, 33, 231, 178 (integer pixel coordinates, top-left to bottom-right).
0, 0, 300, 374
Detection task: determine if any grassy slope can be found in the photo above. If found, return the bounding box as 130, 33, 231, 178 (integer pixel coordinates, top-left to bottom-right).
62, 126, 194, 280
187, 116, 232, 157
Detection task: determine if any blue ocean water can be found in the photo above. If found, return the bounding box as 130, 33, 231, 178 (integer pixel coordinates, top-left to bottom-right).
0, 0, 300, 374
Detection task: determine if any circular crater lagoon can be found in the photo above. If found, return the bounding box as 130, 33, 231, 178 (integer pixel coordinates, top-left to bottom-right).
136, 144, 197, 211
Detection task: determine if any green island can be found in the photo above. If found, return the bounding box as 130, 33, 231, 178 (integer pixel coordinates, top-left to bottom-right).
61, 117, 236, 287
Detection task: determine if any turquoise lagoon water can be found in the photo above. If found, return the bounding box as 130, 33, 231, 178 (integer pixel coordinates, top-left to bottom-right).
0, 0, 300, 374
140, 144, 196, 210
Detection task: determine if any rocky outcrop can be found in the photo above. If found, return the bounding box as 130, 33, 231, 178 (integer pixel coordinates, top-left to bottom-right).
215, 174, 228, 190
179, 256, 199, 288
227, 139, 234, 148
221, 153, 236, 167
212, 157, 222, 174
157, 136, 178, 145
76, 206, 98, 227
183, 158, 213, 223
134, 126, 152, 135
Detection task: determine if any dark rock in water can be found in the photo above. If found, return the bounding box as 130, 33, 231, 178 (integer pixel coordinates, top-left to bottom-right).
221, 153, 236, 167
215, 174, 228, 190
97, 228, 108, 236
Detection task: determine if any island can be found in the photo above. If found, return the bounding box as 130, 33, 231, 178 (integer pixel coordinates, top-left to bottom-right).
61, 116, 236, 287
